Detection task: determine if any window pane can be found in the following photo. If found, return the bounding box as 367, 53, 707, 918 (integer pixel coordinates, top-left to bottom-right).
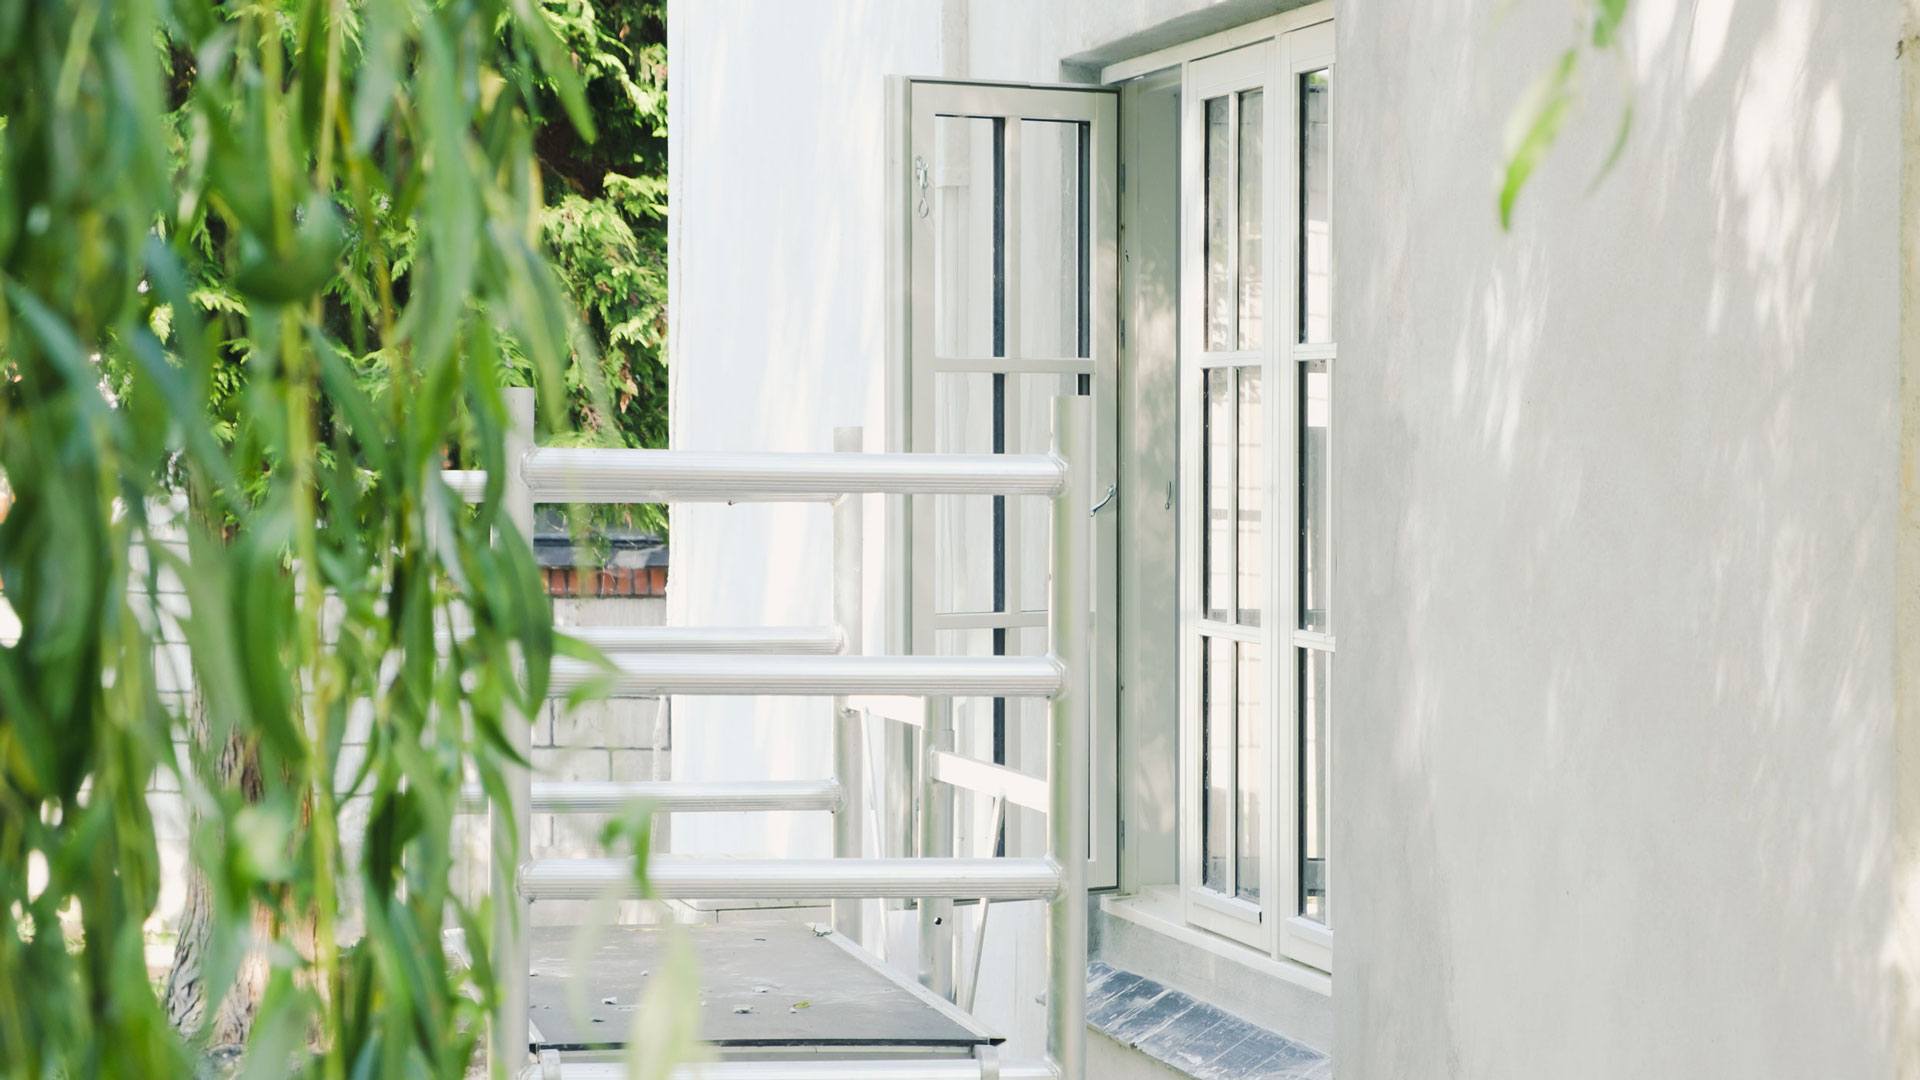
1300, 647, 1329, 923
1204, 96, 1232, 351
933, 373, 1000, 615
1236, 367, 1264, 626
1201, 636, 1234, 893
1299, 359, 1329, 631
1235, 642, 1263, 902
1204, 368, 1233, 622
1299, 70, 1332, 344
933, 115, 1002, 358
1018, 120, 1089, 360
1017, 373, 1076, 614
1236, 90, 1264, 350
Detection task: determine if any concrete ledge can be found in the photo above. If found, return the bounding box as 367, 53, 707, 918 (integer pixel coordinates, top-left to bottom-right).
1088, 961, 1330, 1080
1095, 888, 1332, 1051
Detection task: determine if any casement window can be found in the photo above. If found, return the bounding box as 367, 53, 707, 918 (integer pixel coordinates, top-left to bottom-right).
1177, 19, 1334, 970
884, 7, 1334, 975
888, 79, 1122, 889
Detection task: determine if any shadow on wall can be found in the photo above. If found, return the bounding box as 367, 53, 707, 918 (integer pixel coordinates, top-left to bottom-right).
1337, 0, 1898, 1076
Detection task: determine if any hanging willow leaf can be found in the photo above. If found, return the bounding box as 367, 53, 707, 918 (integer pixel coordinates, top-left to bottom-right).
0, 2, 655, 1075
1499, 48, 1579, 231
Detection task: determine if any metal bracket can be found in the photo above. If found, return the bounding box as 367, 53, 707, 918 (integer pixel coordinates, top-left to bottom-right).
974, 1043, 1002, 1080
1089, 483, 1117, 516
914, 155, 932, 220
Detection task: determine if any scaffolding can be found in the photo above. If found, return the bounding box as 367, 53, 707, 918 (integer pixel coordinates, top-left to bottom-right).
453, 388, 1091, 1080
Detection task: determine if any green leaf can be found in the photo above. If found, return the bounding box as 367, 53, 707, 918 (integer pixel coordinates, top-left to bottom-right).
1593, 0, 1630, 49
509, 0, 597, 142
232, 193, 348, 304
1498, 49, 1579, 231
1589, 100, 1636, 191
350, 0, 405, 152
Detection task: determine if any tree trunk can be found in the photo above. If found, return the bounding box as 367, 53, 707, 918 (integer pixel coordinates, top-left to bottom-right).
163, 697, 269, 1049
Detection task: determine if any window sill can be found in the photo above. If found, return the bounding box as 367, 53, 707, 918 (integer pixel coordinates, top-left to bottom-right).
1103, 887, 1332, 995
1094, 887, 1332, 1054
1088, 961, 1331, 1080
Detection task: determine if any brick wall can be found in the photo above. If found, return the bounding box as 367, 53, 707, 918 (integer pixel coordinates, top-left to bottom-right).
543, 564, 667, 599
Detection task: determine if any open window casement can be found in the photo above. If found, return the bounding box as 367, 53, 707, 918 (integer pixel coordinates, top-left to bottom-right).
886, 78, 1120, 890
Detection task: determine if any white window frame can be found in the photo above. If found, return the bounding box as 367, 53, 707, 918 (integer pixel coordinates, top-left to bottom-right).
1173, 11, 1336, 973
885, 78, 1122, 889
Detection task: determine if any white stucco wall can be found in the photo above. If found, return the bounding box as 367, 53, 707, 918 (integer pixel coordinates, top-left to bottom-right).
665, 0, 943, 860
669, 0, 1908, 1075
1336, 1, 1902, 1076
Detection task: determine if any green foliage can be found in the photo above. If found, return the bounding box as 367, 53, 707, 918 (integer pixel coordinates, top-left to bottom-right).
533, 0, 670, 535
1499, 0, 1635, 229
0, 1, 641, 1076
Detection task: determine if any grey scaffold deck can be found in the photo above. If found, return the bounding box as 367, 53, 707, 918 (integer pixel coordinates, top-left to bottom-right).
526, 924, 999, 1054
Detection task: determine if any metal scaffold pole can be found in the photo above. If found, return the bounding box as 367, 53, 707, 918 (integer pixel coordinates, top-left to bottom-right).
832, 426, 868, 945
1047, 395, 1090, 1080
493, 386, 536, 1074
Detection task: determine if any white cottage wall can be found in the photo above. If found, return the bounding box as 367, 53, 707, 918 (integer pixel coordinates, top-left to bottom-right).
669, 0, 1908, 1075
1337, 1, 1902, 1077
665, 0, 945, 861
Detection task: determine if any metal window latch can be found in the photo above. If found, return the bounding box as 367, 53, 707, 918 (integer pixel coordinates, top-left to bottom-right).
1090, 483, 1117, 516
913, 156, 931, 220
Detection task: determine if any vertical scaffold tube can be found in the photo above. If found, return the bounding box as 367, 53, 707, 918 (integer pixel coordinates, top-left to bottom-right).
832, 427, 867, 945
493, 387, 536, 1072
918, 696, 956, 997
1047, 395, 1090, 1080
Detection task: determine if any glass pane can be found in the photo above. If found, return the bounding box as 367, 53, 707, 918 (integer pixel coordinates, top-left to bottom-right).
1018, 120, 1089, 360
936, 629, 997, 747
1299, 359, 1329, 631
1236, 367, 1264, 627
933, 115, 1003, 358
1299, 70, 1332, 344
1017, 373, 1076, 613
1201, 636, 1234, 893
1203, 368, 1233, 622
1005, 625, 1053, 857
1236, 90, 1264, 351
1235, 642, 1263, 902
1300, 647, 1329, 923
934, 373, 999, 614
935, 629, 1003, 857
1203, 96, 1232, 352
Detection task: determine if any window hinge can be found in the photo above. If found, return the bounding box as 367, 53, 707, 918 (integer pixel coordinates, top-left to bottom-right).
1118, 161, 1126, 193
1118, 318, 1126, 348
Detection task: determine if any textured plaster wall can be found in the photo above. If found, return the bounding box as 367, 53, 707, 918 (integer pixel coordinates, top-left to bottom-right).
1335, 1, 1903, 1076
669, 0, 1909, 1074
665, 0, 944, 862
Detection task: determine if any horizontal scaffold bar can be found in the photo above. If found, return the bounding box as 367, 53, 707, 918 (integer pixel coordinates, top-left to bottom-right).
443, 468, 487, 502
444, 449, 1067, 504
524, 448, 1068, 502
931, 751, 1050, 813
550, 654, 1064, 699
525, 1060, 1058, 1080
565, 625, 844, 654
459, 780, 841, 815
518, 856, 1062, 902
